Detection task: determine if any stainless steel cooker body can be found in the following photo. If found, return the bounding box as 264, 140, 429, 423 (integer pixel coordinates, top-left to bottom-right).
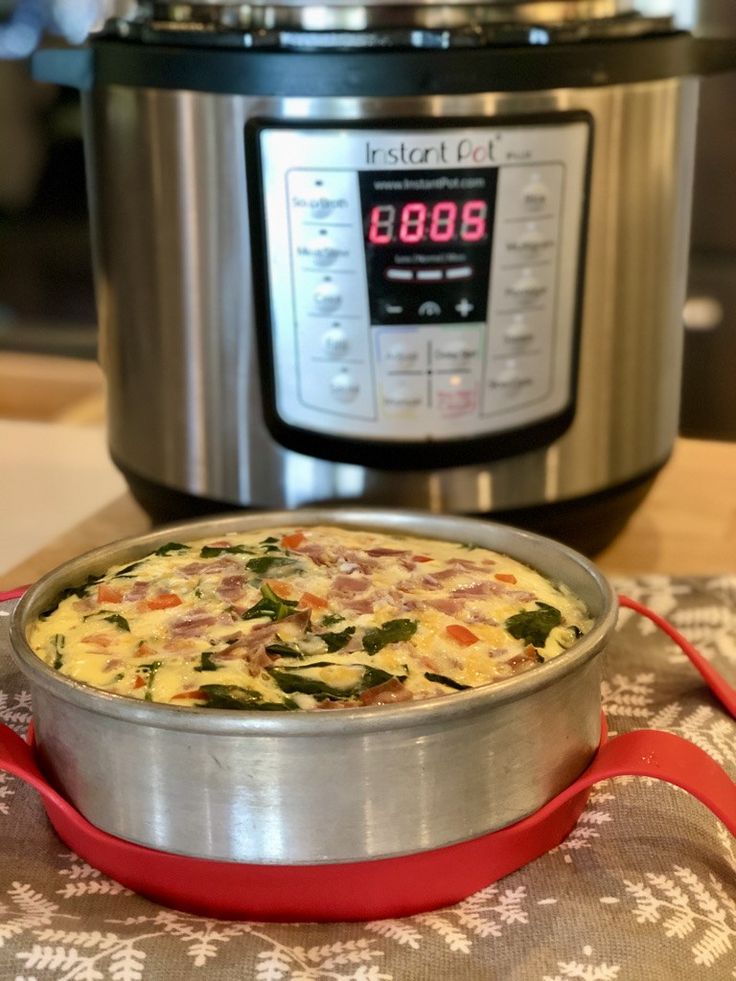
10, 510, 617, 864
81, 55, 698, 518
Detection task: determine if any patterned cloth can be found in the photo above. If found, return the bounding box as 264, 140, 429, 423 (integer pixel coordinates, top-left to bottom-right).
1, 576, 735, 981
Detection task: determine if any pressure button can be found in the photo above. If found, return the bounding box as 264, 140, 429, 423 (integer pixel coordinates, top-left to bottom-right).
313, 280, 342, 313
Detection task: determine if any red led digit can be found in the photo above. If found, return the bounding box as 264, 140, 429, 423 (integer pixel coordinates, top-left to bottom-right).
368, 204, 395, 244
429, 201, 458, 243
460, 200, 487, 242
399, 202, 427, 244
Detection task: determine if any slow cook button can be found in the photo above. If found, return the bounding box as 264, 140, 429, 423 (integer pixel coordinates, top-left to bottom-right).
313, 280, 342, 313
330, 370, 360, 403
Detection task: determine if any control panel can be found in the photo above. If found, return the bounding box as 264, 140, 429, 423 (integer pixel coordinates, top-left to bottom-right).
253, 118, 590, 450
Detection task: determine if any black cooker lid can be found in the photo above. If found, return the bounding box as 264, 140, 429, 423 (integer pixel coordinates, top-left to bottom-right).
33, 32, 736, 96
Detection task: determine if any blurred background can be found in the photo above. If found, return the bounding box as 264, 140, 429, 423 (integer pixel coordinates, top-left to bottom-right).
0, 0, 734, 437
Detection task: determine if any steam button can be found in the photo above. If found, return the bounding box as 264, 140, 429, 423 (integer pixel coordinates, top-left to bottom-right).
313, 280, 342, 313
330, 370, 360, 403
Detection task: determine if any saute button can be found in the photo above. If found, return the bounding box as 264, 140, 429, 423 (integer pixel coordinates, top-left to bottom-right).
313, 280, 342, 313
330, 370, 360, 403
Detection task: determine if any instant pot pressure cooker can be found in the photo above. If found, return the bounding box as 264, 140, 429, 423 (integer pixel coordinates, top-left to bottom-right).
35, 1, 736, 553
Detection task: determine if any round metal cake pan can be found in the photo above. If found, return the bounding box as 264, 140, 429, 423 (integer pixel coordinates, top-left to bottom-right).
9, 508, 617, 864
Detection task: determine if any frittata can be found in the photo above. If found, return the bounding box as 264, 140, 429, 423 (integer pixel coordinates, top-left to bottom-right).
28, 525, 592, 710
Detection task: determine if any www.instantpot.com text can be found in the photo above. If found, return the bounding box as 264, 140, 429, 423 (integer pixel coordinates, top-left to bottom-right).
372, 175, 487, 192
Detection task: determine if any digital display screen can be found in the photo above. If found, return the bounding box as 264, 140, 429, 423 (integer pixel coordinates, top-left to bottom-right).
366, 199, 489, 246
359, 169, 497, 326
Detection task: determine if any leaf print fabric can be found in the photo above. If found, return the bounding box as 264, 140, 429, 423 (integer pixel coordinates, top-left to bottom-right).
1, 577, 735, 980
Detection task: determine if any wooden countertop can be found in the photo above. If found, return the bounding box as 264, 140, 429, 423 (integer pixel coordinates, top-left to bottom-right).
1, 436, 734, 590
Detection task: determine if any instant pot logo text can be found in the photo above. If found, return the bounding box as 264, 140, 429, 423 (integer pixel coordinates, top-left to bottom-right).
365, 136, 499, 167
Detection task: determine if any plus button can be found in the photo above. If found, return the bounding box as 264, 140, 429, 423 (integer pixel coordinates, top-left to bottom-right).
455, 298, 474, 319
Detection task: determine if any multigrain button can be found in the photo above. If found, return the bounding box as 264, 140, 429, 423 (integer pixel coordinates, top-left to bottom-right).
507, 274, 546, 303
313, 280, 342, 313
330, 370, 360, 403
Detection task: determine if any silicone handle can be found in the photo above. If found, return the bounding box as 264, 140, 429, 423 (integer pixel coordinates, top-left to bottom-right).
526, 727, 736, 836
619, 594, 736, 719
0, 722, 74, 817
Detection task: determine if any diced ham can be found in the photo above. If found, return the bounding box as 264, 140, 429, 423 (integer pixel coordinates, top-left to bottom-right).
216, 575, 247, 601
81, 633, 113, 648
340, 596, 375, 613
452, 581, 504, 598
180, 557, 241, 576
359, 678, 413, 705
290, 542, 332, 566
425, 597, 464, 615
332, 575, 370, 593
169, 610, 218, 636
124, 580, 150, 602
72, 598, 96, 613
365, 548, 409, 557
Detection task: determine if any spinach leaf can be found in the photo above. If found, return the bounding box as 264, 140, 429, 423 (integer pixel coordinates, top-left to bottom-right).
197, 684, 297, 711
363, 619, 417, 655
138, 660, 163, 701
265, 642, 303, 659
104, 613, 130, 632
52, 634, 65, 670
246, 555, 295, 576
270, 663, 395, 701
114, 560, 144, 577
200, 544, 252, 558
505, 602, 562, 648
194, 651, 219, 672
83, 610, 130, 632
424, 672, 470, 691
242, 583, 299, 622
317, 626, 355, 653
320, 613, 345, 627
155, 542, 190, 556
40, 574, 104, 618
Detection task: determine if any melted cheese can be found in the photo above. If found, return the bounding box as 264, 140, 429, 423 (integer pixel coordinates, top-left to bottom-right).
28, 525, 592, 710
